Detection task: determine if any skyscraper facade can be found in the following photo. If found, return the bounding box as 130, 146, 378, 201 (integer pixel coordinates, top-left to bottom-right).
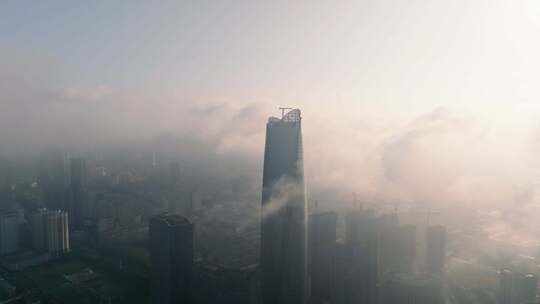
261, 109, 308, 304
397, 225, 417, 273
346, 209, 378, 304
30, 209, 70, 256
69, 158, 87, 229
498, 269, 514, 304
38, 151, 70, 211
309, 212, 337, 304
426, 225, 446, 274
0, 209, 19, 255
149, 213, 194, 304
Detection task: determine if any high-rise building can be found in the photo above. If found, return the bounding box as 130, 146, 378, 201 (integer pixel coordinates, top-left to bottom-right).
378, 213, 399, 278
51, 151, 70, 185
499, 269, 514, 304
378, 223, 417, 275
29, 209, 70, 256
168, 161, 181, 186
260, 109, 308, 304
333, 242, 353, 304
518, 273, 538, 303
309, 212, 337, 304
0, 209, 19, 255
38, 151, 70, 211
150, 213, 194, 304
69, 158, 87, 229
397, 225, 417, 273
346, 209, 378, 304
426, 225, 446, 273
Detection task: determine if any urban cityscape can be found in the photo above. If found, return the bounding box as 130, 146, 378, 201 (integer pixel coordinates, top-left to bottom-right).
3, 1, 540, 304
0, 108, 536, 304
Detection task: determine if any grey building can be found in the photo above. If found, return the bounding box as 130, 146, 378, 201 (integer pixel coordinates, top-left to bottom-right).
0, 209, 19, 255
309, 212, 337, 304
346, 209, 378, 304
30, 209, 70, 256
426, 225, 446, 273
150, 213, 194, 304
499, 269, 514, 304
69, 158, 87, 229
261, 109, 308, 304
518, 273, 538, 303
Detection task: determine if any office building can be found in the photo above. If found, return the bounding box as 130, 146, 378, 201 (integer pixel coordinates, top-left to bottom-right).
29, 209, 69, 256
38, 151, 70, 211
309, 212, 337, 304
0, 209, 19, 255
499, 269, 514, 304
333, 242, 353, 304
378, 213, 399, 277
346, 209, 378, 304
518, 273, 538, 303
260, 109, 308, 304
150, 213, 194, 304
426, 225, 446, 273
398, 225, 417, 273
69, 158, 87, 229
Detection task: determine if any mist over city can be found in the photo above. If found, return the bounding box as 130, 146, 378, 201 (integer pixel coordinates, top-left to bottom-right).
2, 1, 540, 304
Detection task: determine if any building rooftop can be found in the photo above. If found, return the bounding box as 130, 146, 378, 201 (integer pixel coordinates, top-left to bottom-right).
268, 108, 301, 123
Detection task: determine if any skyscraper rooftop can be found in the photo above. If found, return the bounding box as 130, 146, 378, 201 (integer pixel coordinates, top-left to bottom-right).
268, 108, 301, 123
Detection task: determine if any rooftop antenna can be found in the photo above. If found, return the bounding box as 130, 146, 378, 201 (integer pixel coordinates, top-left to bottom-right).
279, 107, 293, 119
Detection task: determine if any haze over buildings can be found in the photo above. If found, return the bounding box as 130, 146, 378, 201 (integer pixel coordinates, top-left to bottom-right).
2, 1, 540, 304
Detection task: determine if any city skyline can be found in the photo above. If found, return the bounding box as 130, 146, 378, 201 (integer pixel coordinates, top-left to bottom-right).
2, 1, 540, 303
3, 2, 540, 253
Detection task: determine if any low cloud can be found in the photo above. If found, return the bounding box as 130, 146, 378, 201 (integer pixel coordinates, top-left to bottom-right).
2, 52, 540, 256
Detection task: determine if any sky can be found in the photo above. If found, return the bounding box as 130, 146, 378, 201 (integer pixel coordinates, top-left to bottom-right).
3, 0, 540, 111
3, 1, 540, 251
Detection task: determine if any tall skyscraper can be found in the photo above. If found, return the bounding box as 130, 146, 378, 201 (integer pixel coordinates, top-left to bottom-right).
426, 225, 446, 273
397, 225, 417, 273
309, 212, 337, 304
149, 213, 194, 304
378, 213, 399, 278
333, 242, 353, 304
69, 158, 87, 229
38, 151, 70, 211
30, 209, 70, 256
346, 209, 378, 304
261, 108, 308, 304
0, 209, 19, 255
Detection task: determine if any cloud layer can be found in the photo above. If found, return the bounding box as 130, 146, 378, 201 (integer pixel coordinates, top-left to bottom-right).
2, 53, 540, 255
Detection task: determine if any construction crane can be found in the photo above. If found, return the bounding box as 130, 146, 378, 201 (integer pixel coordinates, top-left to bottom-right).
279, 107, 293, 118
